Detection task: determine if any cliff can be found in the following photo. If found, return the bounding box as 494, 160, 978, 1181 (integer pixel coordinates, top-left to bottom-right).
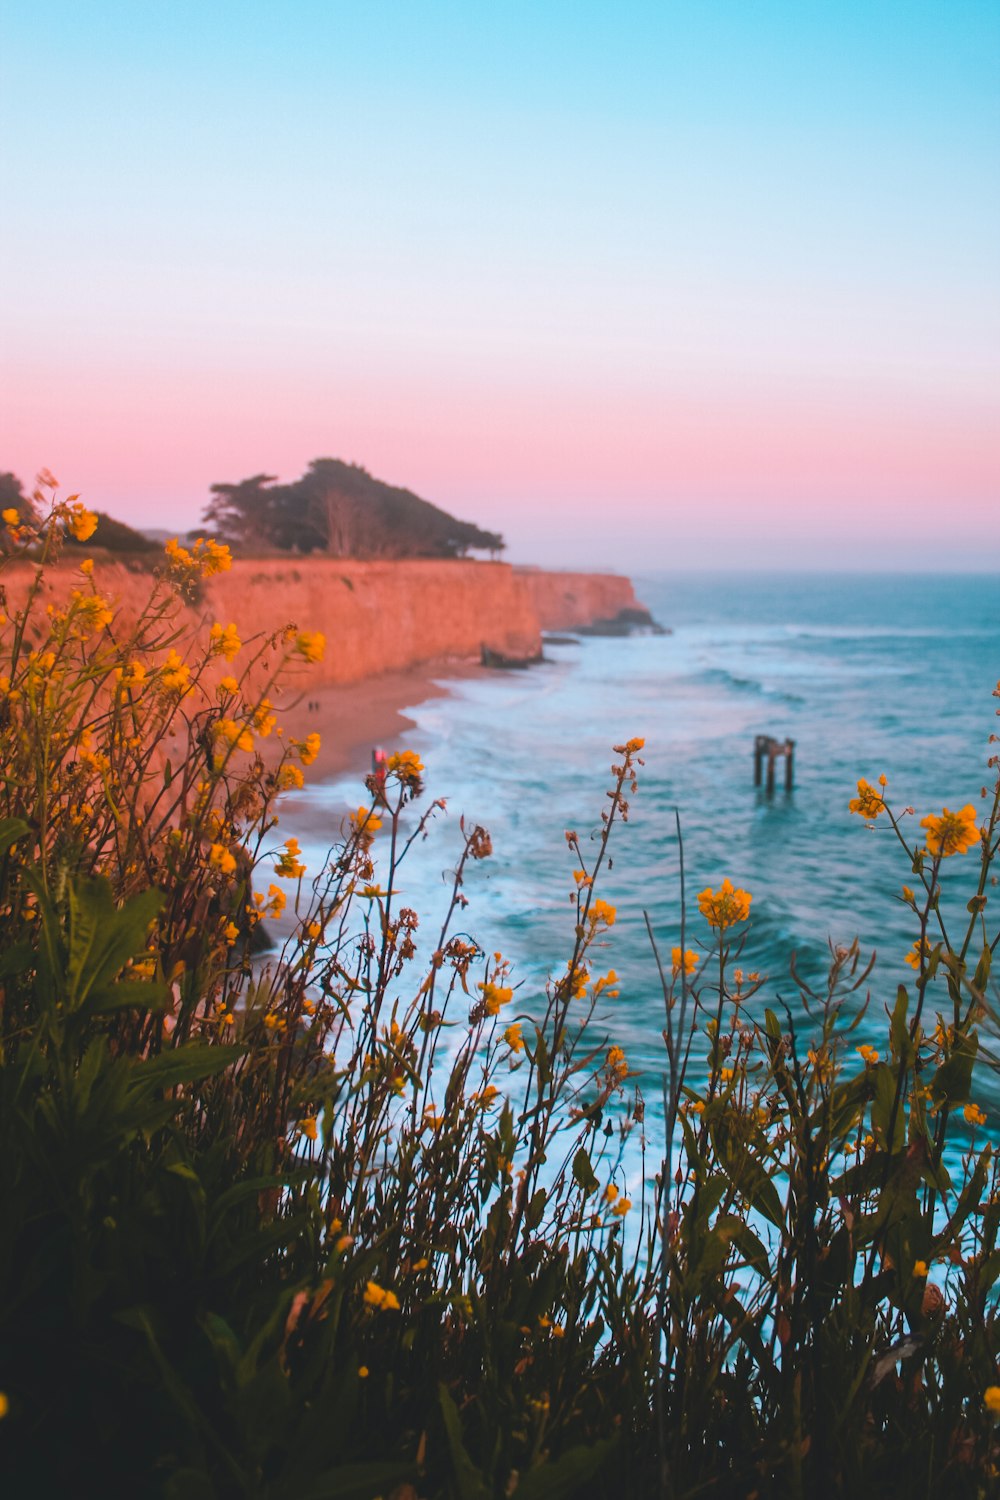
513, 567, 642, 632
2, 556, 648, 688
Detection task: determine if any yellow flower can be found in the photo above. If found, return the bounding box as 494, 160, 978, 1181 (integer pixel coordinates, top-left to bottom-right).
254, 883, 286, 919
504, 1022, 524, 1053
2, 508, 19, 525
159, 649, 191, 696
606, 1044, 628, 1082
921, 804, 979, 858
387, 749, 424, 788
66, 502, 98, 541
697, 879, 752, 931
223, 922, 240, 945
209, 621, 242, 661
79, 557, 94, 576
611, 1198, 632, 1217
848, 778, 886, 819
349, 805, 382, 841
363, 1280, 400, 1312
964, 1103, 987, 1127
208, 844, 237, 877
588, 898, 616, 928
985, 1386, 1000, 1415
294, 630, 326, 663
278, 763, 305, 791
904, 937, 934, 971
299, 1116, 318, 1142
213, 717, 255, 754
217, 675, 239, 697
252, 698, 277, 737
857, 1044, 879, 1066
913, 1260, 928, 1277
276, 837, 307, 879
671, 947, 700, 977
358, 1366, 369, 1379
479, 981, 513, 1016
624, 736, 645, 752
298, 732, 321, 766
603, 1183, 619, 1203
0, 1390, 8, 1419
70, 590, 113, 634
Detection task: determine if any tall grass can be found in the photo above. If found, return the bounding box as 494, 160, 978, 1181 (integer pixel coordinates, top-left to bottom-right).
1, 478, 999, 1498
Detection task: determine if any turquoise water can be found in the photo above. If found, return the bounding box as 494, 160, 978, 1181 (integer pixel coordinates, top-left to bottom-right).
290, 571, 1000, 1130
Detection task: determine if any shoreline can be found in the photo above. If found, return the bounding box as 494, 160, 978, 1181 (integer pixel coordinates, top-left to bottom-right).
278, 654, 490, 816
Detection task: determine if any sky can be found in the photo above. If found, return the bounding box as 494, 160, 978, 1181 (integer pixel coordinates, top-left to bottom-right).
1, 0, 998, 570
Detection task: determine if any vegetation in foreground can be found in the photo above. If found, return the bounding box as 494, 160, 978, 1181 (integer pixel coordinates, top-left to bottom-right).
1, 474, 1000, 1498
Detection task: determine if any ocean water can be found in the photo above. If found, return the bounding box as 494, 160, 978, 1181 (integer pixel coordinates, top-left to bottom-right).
289, 571, 1000, 1140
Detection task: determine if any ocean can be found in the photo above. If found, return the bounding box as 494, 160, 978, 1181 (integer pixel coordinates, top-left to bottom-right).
290, 570, 1000, 1148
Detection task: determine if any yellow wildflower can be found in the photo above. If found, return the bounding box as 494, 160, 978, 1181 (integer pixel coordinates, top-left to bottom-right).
223, 922, 240, 945
921, 804, 979, 858
2, 508, 19, 525
209, 621, 242, 661
904, 937, 934, 971
217, 675, 239, 697
0, 1390, 8, 1419
213, 717, 255, 754
606, 1045, 628, 1082
857, 1044, 879, 1066
479, 981, 513, 1016
363, 1280, 400, 1312
276, 837, 307, 879
611, 1198, 632, 1217
504, 1022, 524, 1053
299, 1116, 318, 1142
208, 844, 237, 877
588, 898, 617, 928
252, 698, 277, 737
294, 630, 326, 663
159, 649, 191, 696
387, 748, 424, 789
298, 732, 321, 766
697, 879, 752, 931
964, 1103, 987, 1127
848, 778, 886, 819
70, 590, 113, 634
913, 1260, 928, 1278
671, 947, 700, 977
603, 1183, 619, 1203
985, 1386, 1000, 1415
278, 763, 305, 791
349, 805, 382, 842
66, 501, 98, 541
358, 1366, 369, 1379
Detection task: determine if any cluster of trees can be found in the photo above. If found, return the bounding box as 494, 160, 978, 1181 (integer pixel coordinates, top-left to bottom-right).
203, 458, 505, 559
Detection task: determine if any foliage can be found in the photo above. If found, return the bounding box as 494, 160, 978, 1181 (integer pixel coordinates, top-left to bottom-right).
204, 458, 505, 560
1, 477, 1000, 1498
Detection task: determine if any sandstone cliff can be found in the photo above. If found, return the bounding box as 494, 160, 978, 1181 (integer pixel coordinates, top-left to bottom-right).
2, 556, 647, 688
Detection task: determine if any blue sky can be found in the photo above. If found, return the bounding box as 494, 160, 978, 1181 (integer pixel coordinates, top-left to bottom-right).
1, 0, 997, 567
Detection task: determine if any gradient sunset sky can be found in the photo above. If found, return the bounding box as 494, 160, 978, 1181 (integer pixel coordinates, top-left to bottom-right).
1, 0, 997, 569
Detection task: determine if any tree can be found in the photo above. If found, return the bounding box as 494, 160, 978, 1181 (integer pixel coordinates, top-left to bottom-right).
202, 459, 505, 559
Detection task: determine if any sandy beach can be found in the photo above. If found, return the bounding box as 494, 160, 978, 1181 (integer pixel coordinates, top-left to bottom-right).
276, 655, 488, 816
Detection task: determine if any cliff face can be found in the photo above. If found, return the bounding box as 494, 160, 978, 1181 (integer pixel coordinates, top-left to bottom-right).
513, 567, 642, 631
2, 556, 645, 687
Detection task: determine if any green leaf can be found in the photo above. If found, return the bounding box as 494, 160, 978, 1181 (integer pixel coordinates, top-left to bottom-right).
0, 817, 30, 857
890, 985, 913, 1064
974, 945, 992, 994
439, 1383, 491, 1500
525, 1187, 547, 1231
127, 1043, 243, 1099
572, 1147, 599, 1196
930, 1032, 978, 1108
515, 1438, 617, 1500
67, 877, 163, 1013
